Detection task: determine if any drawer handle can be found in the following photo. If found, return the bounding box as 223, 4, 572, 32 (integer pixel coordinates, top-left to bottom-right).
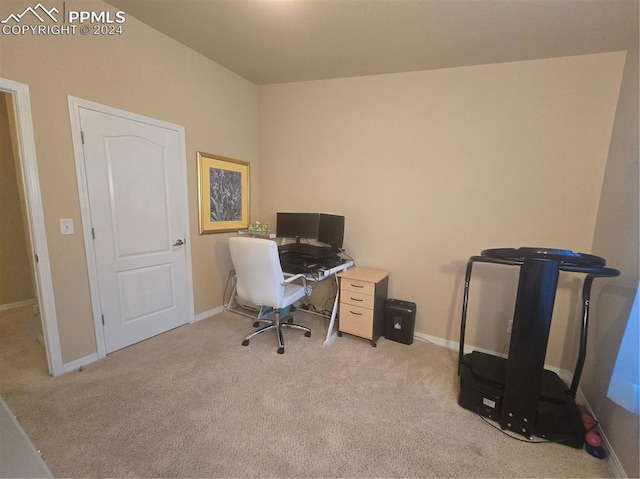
350, 310, 363, 316
350, 297, 363, 302
350, 283, 364, 288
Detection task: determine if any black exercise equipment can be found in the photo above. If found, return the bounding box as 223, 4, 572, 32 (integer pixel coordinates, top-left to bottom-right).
457, 247, 619, 447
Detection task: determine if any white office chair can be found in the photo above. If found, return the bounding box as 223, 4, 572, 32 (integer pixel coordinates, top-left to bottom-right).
229, 236, 311, 354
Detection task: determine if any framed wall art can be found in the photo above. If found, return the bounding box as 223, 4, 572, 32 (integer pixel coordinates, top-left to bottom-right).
197, 152, 250, 234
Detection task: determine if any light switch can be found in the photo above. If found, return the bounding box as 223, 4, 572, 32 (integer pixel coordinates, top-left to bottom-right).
60, 219, 74, 235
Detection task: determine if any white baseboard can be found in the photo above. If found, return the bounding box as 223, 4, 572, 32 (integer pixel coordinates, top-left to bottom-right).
0, 299, 36, 312
62, 353, 99, 374
414, 331, 624, 478
414, 332, 511, 358
194, 306, 224, 323
415, 331, 572, 379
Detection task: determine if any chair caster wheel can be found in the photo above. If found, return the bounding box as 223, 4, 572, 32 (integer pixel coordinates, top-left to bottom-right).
277, 347, 285, 354
305, 331, 311, 337
242, 339, 249, 346
337, 331, 343, 337
371, 342, 377, 347
253, 322, 260, 328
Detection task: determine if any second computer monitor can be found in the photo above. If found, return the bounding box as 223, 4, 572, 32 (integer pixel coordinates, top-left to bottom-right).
318, 214, 345, 250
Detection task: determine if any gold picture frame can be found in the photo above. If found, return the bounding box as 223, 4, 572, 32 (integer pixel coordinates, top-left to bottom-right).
197, 152, 250, 234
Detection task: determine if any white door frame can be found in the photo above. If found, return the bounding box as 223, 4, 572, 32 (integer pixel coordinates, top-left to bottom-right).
0, 78, 63, 376
68, 96, 195, 359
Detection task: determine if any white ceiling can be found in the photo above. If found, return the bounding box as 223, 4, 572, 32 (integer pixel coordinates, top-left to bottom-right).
105, 0, 639, 85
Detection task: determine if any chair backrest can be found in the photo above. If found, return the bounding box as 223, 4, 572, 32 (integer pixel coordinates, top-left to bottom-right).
229, 236, 286, 308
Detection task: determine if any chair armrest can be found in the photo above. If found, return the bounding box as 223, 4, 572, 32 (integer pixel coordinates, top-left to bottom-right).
283, 273, 306, 284
283, 273, 310, 296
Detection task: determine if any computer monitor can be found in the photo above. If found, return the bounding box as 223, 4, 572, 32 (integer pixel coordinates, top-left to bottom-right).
318, 214, 345, 250
276, 213, 320, 244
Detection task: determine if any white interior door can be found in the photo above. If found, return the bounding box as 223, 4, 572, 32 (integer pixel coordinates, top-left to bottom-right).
79, 107, 191, 353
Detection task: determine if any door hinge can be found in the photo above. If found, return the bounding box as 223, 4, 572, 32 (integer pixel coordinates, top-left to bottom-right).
92, 227, 95, 240
35, 254, 39, 263
81, 130, 85, 145
101, 314, 105, 325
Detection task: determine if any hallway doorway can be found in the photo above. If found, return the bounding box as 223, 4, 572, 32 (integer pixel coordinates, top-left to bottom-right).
0, 91, 41, 350
0, 78, 62, 376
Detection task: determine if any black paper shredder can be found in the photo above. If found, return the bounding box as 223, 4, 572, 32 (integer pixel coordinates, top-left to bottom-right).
384, 299, 416, 345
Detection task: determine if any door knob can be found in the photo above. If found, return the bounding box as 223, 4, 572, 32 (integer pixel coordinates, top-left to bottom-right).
173, 239, 185, 246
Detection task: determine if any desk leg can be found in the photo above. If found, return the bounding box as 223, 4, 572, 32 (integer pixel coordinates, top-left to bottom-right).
323, 274, 341, 347
224, 269, 238, 311
226, 282, 237, 310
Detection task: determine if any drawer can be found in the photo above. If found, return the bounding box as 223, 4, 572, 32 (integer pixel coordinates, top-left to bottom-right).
339, 303, 374, 339
340, 290, 374, 309
341, 278, 375, 296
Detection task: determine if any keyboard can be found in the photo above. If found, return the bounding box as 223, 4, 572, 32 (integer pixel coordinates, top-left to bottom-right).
278, 243, 336, 258
321, 255, 345, 268
280, 251, 345, 275
281, 262, 317, 274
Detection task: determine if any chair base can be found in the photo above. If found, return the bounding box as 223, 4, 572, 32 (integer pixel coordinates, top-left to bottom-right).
241, 313, 311, 354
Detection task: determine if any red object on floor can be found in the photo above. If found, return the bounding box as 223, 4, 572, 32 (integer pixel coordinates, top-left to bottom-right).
577, 404, 607, 459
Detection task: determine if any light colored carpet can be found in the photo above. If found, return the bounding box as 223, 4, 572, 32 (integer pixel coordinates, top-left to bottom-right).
0, 307, 614, 478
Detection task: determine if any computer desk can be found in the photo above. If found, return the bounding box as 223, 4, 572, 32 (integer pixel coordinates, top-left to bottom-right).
234, 231, 353, 344
284, 259, 354, 346
224, 255, 354, 346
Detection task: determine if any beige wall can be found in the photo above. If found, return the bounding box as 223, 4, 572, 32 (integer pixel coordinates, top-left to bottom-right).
0, 0, 258, 362
1, 0, 636, 474
0, 92, 34, 306
586, 45, 639, 478
258, 52, 626, 370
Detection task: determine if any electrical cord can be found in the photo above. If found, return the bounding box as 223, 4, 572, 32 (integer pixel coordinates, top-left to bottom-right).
321, 279, 338, 310
478, 411, 598, 445
479, 415, 548, 443
499, 334, 510, 357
